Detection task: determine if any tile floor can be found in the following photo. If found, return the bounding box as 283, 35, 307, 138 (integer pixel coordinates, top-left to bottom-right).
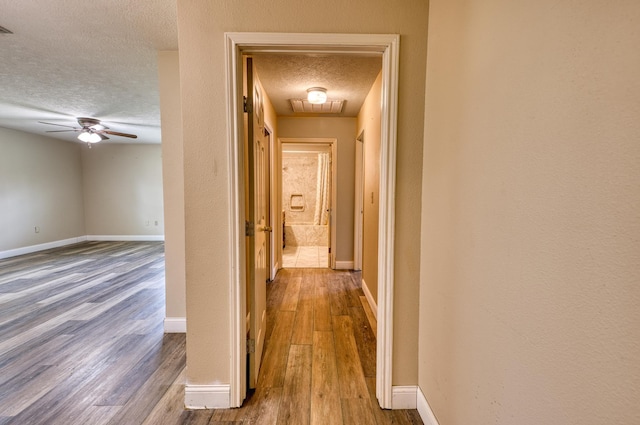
282, 245, 329, 268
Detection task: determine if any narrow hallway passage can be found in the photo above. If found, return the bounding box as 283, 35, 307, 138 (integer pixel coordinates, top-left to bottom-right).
155, 268, 422, 424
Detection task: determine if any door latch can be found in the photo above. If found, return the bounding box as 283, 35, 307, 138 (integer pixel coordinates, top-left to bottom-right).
245, 221, 255, 236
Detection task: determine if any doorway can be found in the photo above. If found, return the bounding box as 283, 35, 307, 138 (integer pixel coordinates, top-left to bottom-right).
281, 139, 337, 269
225, 32, 400, 409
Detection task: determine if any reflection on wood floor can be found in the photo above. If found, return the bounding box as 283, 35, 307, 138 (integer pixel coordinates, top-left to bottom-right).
0, 241, 183, 425
0, 242, 422, 424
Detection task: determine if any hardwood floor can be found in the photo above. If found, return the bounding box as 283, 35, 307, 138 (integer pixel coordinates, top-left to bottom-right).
0, 241, 183, 425
0, 242, 422, 424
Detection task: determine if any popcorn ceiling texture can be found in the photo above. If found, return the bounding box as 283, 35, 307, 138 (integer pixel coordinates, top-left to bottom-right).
0, 1, 381, 144
254, 54, 381, 117
0, 0, 178, 144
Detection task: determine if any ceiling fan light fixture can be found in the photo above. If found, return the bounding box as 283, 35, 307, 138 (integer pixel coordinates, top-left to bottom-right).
307, 87, 327, 104
78, 130, 103, 143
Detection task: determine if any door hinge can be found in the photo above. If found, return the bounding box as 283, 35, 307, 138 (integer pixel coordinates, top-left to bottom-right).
243, 96, 249, 113
246, 339, 255, 354
245, 221, 255, 237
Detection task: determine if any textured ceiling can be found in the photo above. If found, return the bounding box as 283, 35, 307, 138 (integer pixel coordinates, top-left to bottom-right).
253, 54, 382, 117
0, 2, 381, 145
0, 0, 178, 144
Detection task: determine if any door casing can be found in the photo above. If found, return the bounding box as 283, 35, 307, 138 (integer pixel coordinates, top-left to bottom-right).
224, 32, 400, 409
354, 131, 365, 271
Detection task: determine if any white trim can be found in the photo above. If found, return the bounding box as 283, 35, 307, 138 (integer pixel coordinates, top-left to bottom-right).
0, 236, 87, 260
0, 235, 165, 260
225, 31, 246, 408
86, 235, 165, 241
185, 384, 230, 409
224, 32, 400, 410
266, 125, 278, 282
361, 278, 378, 320
335, 260, 354, 270
392, 386, 417, 409
417, 387, 440, 425
163, 317, 186, 333
376, 32, 400, 410
353, 131, 364, 271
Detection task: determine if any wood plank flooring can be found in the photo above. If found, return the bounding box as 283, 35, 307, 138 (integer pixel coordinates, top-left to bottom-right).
0, 241, 184, 425
0, 242, 422, 424
164, 268, 423, 424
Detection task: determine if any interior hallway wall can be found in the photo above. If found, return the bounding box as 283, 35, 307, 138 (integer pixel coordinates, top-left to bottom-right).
159, 50, 187, 326
420, 0, 640, 423
0, 127, 85, 253
278, 117, 355, 262
176, 0, 428, 390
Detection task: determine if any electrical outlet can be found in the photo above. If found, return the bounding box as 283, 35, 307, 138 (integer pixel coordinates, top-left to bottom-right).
145, 220, 150, 227
154, 220, 159, 226
34, 226, 40, 233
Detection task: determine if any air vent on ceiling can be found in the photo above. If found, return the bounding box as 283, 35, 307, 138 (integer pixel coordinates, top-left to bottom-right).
289, 99, 344, 114
0, 26, 13, 34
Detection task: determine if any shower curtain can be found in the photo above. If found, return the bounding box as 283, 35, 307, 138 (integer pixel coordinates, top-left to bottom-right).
314, 152, 330, 225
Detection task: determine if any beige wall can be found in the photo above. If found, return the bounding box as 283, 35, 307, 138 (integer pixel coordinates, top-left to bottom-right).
0, 127, 85, 252
176, 0, 428, 388
278, 117, 356, 263
420, 0, 640, 423
159, 51, 186, 321
357, 72, 382, 303
82, 144, 164, 236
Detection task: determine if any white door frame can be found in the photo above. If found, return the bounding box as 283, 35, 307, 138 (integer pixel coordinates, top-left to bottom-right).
265, 125, 278, 281
224, 32, 400, 409
354, 131, 365, 271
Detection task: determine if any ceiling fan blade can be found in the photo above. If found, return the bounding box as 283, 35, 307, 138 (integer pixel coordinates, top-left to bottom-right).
45, 129, 79, 133
103, 130, 137, 139
39, 121, 78, 129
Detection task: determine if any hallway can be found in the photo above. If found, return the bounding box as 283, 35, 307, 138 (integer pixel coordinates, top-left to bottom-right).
154, 267, 423, 424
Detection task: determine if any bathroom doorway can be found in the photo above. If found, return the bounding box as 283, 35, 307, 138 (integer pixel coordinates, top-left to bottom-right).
280, 138, 337, 269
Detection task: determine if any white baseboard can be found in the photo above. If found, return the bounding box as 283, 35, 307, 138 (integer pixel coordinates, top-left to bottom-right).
0, 236, 87, 260
392, 386, 417, 409
86, 235, 165, 241
417, 386, 440, 425
361, 278, 377, 320
0, 235, 166, 260
185, 384, 230, 409
164, 317, 186, 333
335, 260, 354, 270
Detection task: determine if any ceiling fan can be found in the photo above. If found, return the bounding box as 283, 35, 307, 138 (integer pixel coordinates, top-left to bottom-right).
39, 117, 138, 145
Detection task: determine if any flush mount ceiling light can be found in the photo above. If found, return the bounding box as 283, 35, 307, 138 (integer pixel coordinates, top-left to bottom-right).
307, 87, 328, 104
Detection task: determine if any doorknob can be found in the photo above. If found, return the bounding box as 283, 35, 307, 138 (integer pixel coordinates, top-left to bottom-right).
261, 226, 272, 232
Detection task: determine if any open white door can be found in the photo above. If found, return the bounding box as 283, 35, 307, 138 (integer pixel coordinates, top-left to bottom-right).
246, 57, 268, 388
